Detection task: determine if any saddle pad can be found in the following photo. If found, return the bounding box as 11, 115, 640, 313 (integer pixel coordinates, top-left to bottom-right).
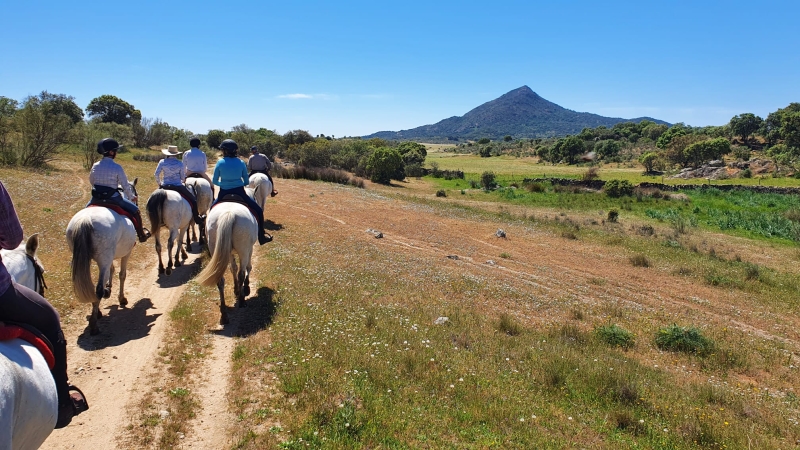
161, 186, 194, 206
0, 323, 55, 370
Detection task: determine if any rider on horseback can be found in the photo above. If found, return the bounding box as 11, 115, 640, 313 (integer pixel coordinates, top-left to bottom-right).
212, 139, 271, 245
183, 137, 215, 198
155, 145, 205, 225
247, 145, 278, 197
89, 138, 151, 242
0, 181, 88, 428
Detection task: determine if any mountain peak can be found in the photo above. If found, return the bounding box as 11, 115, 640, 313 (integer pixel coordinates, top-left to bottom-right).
365, 87, 669, 141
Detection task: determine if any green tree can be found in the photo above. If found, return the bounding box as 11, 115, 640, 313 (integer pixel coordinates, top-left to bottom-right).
683, 138, 731, 167
0, 97, 18, 164
365, 147, 404, 184
85, 95, 136, 125
206, 129, 227, 150
594, 140, 621, 159
480, 171, 497, 190
503, 135, 513, 142
729, 113, 763, 145
551, 136, 584, 164
14, 92, 78, 166
656, 123, 688, 149
639, 152, 660, 173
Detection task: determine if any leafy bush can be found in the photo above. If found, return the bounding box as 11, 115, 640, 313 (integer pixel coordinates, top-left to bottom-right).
607, 209, 619, 223
604, 179, 634, 198
365, 147, 404, 184
595, 324, 635, 349
655, 324, 714, 356
435, 189, 446, 197
523, 181, 545, 193
480, 171, 497, 190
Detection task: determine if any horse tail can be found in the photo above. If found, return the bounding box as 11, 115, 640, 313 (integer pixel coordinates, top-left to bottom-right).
70, 219, 96, 303
196, 212, 234, 287
146, 189, 167, 236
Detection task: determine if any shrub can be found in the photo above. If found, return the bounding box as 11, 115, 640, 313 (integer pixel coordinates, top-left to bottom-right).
480, 171, 497, 190
629, 254, 650, 267
523, 181, 545, 193
607, 209, 619, 223
595, 324, 635, 349
582, 167, 599, 181
655, 324, 714, 355
604, 179, 634, 198
435, 189, 446, 198
497, 313, 521, 336
365, 147, 404, 184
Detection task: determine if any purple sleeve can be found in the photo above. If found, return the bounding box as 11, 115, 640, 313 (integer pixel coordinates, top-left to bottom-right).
0, 181, 24, 250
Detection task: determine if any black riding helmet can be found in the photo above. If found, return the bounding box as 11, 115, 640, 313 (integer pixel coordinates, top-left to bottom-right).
220, 139, 239, 157
96, 138, 121, 155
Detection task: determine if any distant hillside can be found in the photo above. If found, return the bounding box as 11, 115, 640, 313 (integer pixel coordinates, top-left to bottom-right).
365, 86, 669, 142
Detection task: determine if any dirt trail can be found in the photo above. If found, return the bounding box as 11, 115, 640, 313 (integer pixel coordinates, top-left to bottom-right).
41, 244, 205, 449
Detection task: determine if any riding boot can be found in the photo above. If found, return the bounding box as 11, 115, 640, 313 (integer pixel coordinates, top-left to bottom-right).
257, 216, 271, 245
133, 210, 151, 242
267, 173, 278, 196
53, 333, 76, 429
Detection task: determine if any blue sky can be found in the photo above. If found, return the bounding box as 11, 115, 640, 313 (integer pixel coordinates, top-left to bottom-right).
2, 0, 798, 137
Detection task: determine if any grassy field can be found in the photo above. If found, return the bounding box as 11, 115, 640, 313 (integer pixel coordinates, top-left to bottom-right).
5, 148, 800, 449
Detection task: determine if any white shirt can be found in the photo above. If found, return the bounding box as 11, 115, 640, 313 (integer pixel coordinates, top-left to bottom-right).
89, 157, 135, 199
182, 147, 208, 173
155, 157, 186, 186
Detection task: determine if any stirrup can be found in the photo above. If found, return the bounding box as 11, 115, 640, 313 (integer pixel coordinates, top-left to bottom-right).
271, 190, 278, 197
69, 385, 89, 414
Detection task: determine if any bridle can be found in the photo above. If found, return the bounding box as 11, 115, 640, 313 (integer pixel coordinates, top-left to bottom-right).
25, 253, 47, 296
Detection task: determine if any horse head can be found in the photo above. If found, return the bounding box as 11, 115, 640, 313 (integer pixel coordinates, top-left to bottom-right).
127, 177, 139, 206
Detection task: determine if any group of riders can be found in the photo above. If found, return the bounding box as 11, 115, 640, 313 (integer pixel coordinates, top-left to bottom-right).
0, 136, 276, 431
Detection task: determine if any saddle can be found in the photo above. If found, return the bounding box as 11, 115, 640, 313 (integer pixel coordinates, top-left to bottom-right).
186, 173, 206, 180
213, 194, 259, 220
87, 203, 141, 229
0, 321, 55, 369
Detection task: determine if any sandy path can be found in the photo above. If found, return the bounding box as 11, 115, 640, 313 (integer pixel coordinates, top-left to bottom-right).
41, 243, 205, 449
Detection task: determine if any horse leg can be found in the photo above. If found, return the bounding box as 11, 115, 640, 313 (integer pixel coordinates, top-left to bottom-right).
156, 233, 165, 274
199, 221, 207, 246
118, 254, 129, 307
89, 301, 101, 335
105, 263, 114, 298
237, 269, 248, 308
179, 227, 188, 261
166, 229, 175, 274
217, 277, 228, 325
231, 255, 240, 298
95, 262, 110, 304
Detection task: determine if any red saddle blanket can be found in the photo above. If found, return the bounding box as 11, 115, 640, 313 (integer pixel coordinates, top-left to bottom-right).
88, 204, 140, 229
0, 323, 55, 370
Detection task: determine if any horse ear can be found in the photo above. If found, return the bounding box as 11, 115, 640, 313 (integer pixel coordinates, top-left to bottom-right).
25, 233, 39, 257
133, 177, 138, 186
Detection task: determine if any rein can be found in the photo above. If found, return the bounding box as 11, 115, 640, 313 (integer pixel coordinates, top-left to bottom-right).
24, 254, 47, 296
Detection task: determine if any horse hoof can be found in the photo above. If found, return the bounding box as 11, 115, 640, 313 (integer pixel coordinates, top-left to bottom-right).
103, 289, 111, 299
165, 267, 172, 276
119, 297, 128, 307
175, 260, 182, 267
158, 267, 165, 274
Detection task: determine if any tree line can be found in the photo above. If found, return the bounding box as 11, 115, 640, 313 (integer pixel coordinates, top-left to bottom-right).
451, 104, 800, 176
0, 91, 428, 184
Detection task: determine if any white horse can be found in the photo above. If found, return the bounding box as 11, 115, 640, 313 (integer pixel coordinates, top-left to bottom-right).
0, 337, 58, 450
66, 178, 139, 335
0, 234, 46, 296
1, 235, 57, 448
247, 172, 272, 213
195, 201, 258, 325
145, 188, 192, 275
185, 177, 213, 246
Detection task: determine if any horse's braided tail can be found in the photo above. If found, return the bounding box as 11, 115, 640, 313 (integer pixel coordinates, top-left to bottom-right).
70, 219, 96, 303
196, 211, 234, 287
146, 189, 167, 237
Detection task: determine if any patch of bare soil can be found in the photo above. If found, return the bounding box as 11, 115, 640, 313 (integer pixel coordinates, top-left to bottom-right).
40, 243, 206, 449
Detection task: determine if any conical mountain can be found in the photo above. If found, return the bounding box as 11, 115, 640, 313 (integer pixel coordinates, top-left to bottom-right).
366, 86, 668, 141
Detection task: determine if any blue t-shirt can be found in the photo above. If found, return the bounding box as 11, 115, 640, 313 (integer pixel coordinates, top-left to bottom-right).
212, 157, 249, 189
